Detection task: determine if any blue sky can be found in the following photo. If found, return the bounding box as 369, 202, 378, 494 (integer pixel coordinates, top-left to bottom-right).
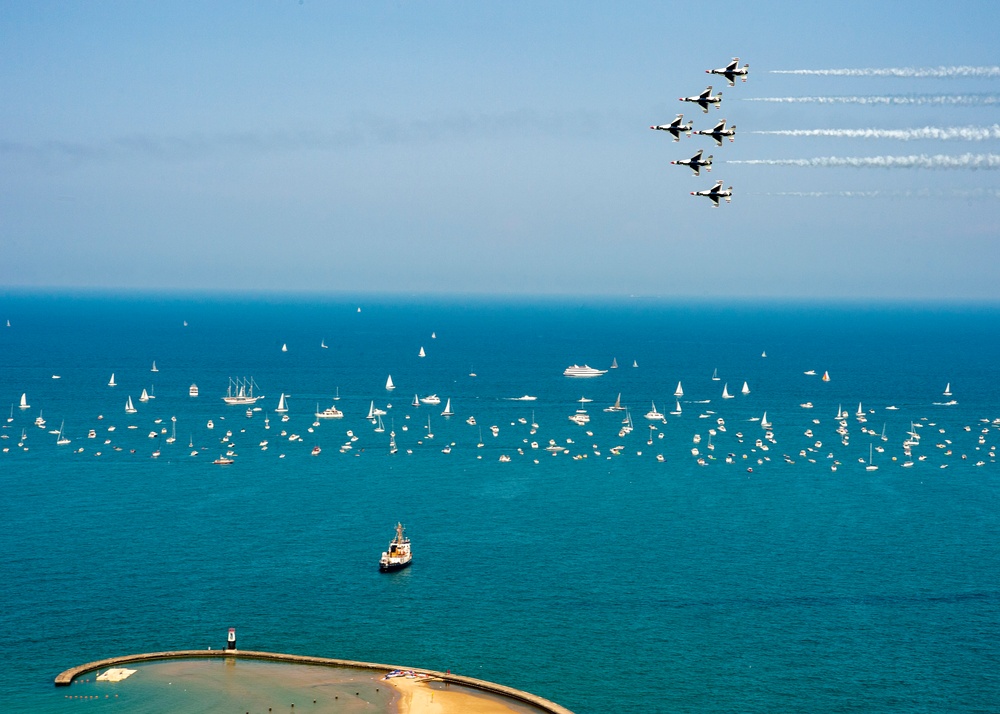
2, 1, 998, 299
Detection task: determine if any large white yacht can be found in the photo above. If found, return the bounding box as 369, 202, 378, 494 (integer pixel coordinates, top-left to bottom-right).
562, 364, 608, 378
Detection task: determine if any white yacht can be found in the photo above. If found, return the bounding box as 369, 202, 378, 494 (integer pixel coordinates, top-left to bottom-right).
419, 394, 441, 405
189, 384, 199, 397
645, 402, 665, 421
315, 402, 344, 419
568, 409, 590, 425
562, 364, 608, 378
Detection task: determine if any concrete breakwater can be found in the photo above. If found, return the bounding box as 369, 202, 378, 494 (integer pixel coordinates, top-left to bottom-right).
55, 649, 574, 714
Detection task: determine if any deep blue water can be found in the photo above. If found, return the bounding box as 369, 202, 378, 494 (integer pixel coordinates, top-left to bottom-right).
2, 293, 999, 713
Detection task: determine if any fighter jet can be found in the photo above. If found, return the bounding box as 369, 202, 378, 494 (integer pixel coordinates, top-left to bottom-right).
670, 149, 713, 176
691, 180, 732, 207
706, 57, 749, 87
679, 85, 722, 113
693, 119, 736, 147
650, 114, 693, 141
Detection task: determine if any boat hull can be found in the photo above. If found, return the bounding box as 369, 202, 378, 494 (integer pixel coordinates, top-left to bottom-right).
379, 558, 412, 573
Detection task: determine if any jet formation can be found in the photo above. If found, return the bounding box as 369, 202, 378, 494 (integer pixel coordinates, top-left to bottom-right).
650, 57, 749, 206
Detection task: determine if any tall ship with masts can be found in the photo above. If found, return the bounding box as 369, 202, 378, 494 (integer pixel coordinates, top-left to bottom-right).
379, 523, 412, 572
222, 377, 263, 405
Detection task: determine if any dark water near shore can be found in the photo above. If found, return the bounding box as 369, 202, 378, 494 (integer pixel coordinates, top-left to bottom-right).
2, 293, 999, 713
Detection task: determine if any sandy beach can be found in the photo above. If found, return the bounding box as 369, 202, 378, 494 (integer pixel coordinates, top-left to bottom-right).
386, 675, 539, 714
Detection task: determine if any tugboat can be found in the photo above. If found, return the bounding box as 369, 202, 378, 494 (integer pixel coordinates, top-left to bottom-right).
379, 523, 412, 572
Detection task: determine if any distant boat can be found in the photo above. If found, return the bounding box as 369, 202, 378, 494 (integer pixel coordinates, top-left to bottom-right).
139, 388, 150, 403
379, 523, 413, 572
275, 393, 288, 413
866, 443, 878, 471
333, 387, 340, 401
761, 351, 766, 358
943, 382, 952, 397
632, 360, 638, 368
151, 361, 158, 372
125, 396, 137, 414
418, 346, 426, 358
189, 384, 199, 397
760, 411, 772, 429
431, 332, 436, 339
670, 400, 682, 416
386, 375, 395, 390
315, 402, 343, 419
711, 368, 720, 381
6, 404, 12, 423
320, 339, 328, 349
441, 398, 454, 417
563, 364, 607, 378
821, 371, 830, 382
419, 394, 441, 405
108, 373, 116, 387
674, 381, 683, 397
721, 383, 733, 399
374, 414, 386, 433
645, 402, 665, 421
610, 357, 618, 369
741, 382, 750, 395
213, 456, 234, 465
366, 401, 376, 420
19, 393, 29, 410
223, 377, 262, 405
510, 395, 537, 401
57, 421, 70, 445
856, 402, 864, 417
804, 370, 816, 376
412, 394, 420, 407
604, 393, 625, 412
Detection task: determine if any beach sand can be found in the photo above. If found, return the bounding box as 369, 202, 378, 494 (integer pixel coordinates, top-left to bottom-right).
386, 676, 541, 714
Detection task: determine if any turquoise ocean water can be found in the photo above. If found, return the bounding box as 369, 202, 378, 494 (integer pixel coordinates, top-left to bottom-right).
2, 294, 999, 713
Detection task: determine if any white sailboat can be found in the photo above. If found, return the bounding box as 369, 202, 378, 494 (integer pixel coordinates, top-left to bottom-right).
674, 381, 684, 397
418, 346, 426, 358
139, 388, 150, 403
645, 401, 665, 420
166, 418, 177, 444
375, 414, 385, 433
943, 382, 952, 397
711, 368, 720, 381
866, 443, 878, 471
721, 383, 733, 399
19, 393, 29, 410
632, 360, 638, 368
760, 411, 772, 429
333, 387, 340, 401
389, 430, 398, 454
275, 393, 288, 413
108, 373, 116, 387
386, 375, 395, 390
151, 361, 158, 372
426, 416, 434, 439
366, 401, 376, 420
610, 357, 618, 369
603, 393, 625, 412
741, 381, 750, 395
125, 396, 137, 414
412, 394, 420, 407
320, 339, 328, 349
441, 398, 454, 417
56, 421, 70, 445
670, 400, 682, 416
281, 343, 288, 352
6, 404, 12, 423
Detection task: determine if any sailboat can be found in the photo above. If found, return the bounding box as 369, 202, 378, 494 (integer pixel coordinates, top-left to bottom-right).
333, 387, 340, 401
721, 383, 733, 399
645, 402, 665, 420
418, 346, 426, 358
674, 381, 684, 397
760, 412, 772, 429
761, 351, 767, 358
281, 343, 288, 352
477, 427, 484, 448
56, 421, 70, 445
320, 339, 328, 349
441, 398, 454, 417
741, 382, 750, 395
711, 368, 720, 381
610, 357, 618, 369
604, 393, 625, 412
866, 443, 878, 471
943, 383, 952, 397
670, 400, 682, 416
166, 418, 177, 444
108, 373, 116, 387
151, 361, 158, 372
632, 360, 638, 368
386, 375, 395, 390
389, 430, 398, 454
856, 402, 864, 417
426, 416, 434, 439
6, 404, 12, 423
19, 393, 29, 410
275, 393, 288, 413
139, 388, 150, 403
125, 396, 137, 414
366, 401, 376, 421
411, 394, 420, 407
821, 371, 830, 382
375, 414, 385, 433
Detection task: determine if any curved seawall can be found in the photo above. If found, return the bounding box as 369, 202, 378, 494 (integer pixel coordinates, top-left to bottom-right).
55, 649, 575, 714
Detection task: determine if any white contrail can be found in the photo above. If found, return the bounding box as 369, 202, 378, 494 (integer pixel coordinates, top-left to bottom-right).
742, 95, 1000, 106
770, 66, 1000, 78
766, 189, 1000, 199
751, 125, 1000, 141
728, 154, 1000, 169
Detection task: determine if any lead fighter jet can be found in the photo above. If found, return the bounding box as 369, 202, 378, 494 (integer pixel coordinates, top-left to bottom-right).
679, 85, 722, 113
693, 119, 736, 147
650, 114, 693, 141
691, 180, 732, 207
670, 149, 713, 176
706, 57, 749, 87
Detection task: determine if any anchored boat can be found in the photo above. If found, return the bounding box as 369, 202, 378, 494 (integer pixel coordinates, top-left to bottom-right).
379, 523, 412, 572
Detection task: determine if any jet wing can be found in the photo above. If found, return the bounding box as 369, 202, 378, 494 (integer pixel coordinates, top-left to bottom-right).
709, 194, 721, 207
699, 86, 713, 99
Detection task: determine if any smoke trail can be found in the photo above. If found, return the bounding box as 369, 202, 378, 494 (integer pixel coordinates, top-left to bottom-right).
770, 66, 1000, 78
766, 189, 1000, 199
727, 154, 1000, 169
742, 95, 1000, 106
751, 125, 1000, 141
